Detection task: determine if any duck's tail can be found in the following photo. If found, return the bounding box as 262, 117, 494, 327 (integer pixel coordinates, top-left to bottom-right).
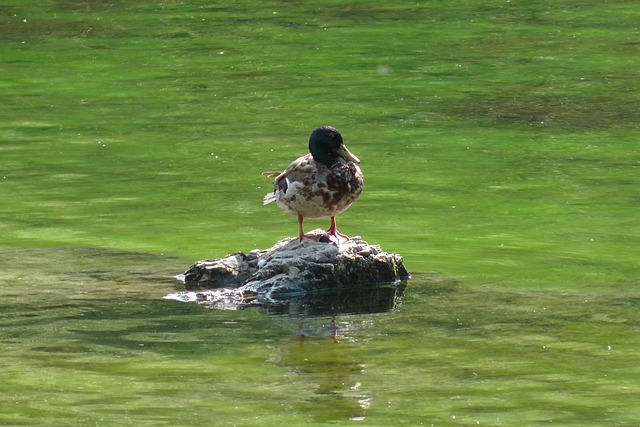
263, 192, 276, 205
261, 171, 281, 205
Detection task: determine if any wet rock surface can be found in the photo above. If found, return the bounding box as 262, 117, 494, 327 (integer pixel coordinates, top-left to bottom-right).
166, 229, 410, 310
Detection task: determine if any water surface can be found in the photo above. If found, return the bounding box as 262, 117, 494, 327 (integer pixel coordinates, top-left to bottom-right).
1, 1, 639, 425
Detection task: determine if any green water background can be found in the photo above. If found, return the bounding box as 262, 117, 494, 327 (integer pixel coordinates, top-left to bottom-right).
1, 1, 639, 425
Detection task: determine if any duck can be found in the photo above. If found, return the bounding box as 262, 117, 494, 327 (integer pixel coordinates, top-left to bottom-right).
263, 125, 364, 244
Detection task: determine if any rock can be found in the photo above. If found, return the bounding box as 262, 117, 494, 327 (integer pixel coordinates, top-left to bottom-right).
168, 229, 410, 309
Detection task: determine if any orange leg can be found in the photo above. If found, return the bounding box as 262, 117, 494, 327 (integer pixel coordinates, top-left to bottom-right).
327, 216, 349, 243
297, 214, 305, 242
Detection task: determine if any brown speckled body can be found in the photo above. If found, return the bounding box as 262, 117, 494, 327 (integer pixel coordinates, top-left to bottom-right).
272, 153, 363, 218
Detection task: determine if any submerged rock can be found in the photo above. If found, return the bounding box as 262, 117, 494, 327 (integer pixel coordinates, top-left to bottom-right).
166, 229, 410, 310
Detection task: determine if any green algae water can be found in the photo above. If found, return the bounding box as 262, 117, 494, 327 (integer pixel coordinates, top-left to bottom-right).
1, 1, 639, 425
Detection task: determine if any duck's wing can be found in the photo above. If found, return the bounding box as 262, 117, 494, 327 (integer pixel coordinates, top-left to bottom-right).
262, 154, 315, 205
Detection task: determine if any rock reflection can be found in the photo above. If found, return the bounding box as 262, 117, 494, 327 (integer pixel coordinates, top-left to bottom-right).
263, 282, 407, 317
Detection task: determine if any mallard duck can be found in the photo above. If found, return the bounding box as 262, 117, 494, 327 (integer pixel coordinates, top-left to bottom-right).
263, 125, 364, 244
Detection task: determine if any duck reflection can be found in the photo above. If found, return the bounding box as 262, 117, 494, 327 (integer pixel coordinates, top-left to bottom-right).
265, 283, 406, 422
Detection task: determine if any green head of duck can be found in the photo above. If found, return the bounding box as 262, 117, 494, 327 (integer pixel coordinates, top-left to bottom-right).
309, 125, 360, 168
